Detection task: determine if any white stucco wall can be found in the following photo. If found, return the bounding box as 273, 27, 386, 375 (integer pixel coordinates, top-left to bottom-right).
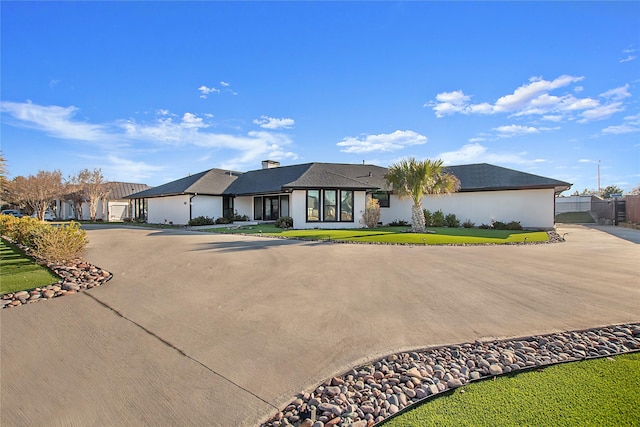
380, 188, 557, 229
148, 195, 190, 225
234, 197, 253, 218
191, 195, 223, 220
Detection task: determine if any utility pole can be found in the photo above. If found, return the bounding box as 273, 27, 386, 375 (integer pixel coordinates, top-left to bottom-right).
597, 160, 601, 194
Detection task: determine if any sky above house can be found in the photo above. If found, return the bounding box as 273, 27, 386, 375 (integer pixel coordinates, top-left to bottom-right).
1, 1, 639, 193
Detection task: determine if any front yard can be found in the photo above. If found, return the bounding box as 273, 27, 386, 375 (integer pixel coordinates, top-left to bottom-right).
0, 239, 58, 294
204, 225, 550, 245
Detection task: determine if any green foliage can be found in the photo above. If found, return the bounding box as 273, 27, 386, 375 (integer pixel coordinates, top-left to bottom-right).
506, 221, 523, 230
432, 210, 445, 227
479, 223, 491, 229
275, 216, 293, 229
423, 209, 433, 227
387, 219, 409, 226
601, 184, 623, 199
188, 216, 215, 226
445, 213, 460, 228
0, 239, 59, 294
0, 215, 49, 247
363, 197, 381, 228
215, 217, 232, 224
386, 353, 640, 427
493, 221, 507, 230
31, 222, 87, 262
462, 219, 475, 228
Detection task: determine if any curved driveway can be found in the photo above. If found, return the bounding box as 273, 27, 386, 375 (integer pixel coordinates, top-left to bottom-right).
2, 224, 639, 426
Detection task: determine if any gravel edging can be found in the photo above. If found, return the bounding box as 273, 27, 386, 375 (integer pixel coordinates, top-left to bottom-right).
261, 323, 640, 427
1, 239, 112, 309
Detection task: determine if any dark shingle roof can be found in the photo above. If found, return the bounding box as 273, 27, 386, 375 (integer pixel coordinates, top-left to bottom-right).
445, 163, 571, 193
107, 182, 151, 200
224, 163, 387, 195
127, 169, 241, 198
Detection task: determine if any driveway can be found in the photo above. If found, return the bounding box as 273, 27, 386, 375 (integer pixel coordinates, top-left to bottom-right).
2, 224, 639, 426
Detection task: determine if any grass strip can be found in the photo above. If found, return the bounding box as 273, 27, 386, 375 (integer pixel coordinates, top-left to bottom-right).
384, 352, 640, 427
555, 211, 596, 223
0, 239, 59, 294
205, 225, 548, 245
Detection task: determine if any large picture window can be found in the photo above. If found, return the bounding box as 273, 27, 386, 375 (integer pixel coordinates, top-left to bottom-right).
323, 190, 337, 221
307, 190, 320, 221
306, 189, 355, 223
340, 190, 353, 221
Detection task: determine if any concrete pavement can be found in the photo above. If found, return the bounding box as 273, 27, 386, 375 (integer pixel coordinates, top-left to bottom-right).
1, 224, 639, 426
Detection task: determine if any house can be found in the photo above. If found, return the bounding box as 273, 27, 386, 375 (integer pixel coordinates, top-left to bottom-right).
57, 182, 151, 221
127, 161, 571, 229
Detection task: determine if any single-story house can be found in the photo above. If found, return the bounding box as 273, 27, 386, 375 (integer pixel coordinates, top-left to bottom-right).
57, 182, 151, 221
127, 160, 571, 229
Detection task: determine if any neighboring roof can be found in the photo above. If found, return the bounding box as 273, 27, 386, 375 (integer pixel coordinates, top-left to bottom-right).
107, 182, 151, 200
445, 163, 571, 194
127, 169, 241, 198
224, 163, 387, 195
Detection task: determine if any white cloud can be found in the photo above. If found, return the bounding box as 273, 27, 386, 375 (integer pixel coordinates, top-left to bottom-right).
493, 124, 540, 136
428, 75, 630, 124
600, 84, 631, 100
601, 113, 640, 134
104, 155, 166, 182
220, 81, 230, 87
578, 159, 593, 163
198, 85, 220, 99
0, 100, 109, 142
337, 130, 427, 153
156, 109, 170, 116
620, 55, 637, 63
253, 115, 295, 129
437, 143, 531, 166
181, 112, 208, 129
468, 137, 487, 143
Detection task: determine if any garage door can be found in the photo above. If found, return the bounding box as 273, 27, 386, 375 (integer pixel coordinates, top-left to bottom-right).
109, 204, 128, 221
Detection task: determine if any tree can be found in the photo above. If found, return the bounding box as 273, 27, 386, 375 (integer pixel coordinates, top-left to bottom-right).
65, 170, 91, 220
629, 185, 640, 196
0, 153, 10, 207
82, 168, 112, 221
11, 170, 64, 219
385, 158, 460, 233
601, 185, 623, 199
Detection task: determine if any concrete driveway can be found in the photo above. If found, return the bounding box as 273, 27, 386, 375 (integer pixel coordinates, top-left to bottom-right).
2, 224, 638, 426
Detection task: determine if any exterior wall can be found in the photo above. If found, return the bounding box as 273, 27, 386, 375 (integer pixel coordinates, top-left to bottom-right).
291, 189, 368, 229
234, 196, 253, 218
191, 195, 223, 220
148, 195, 190, 225
380, 188, 557, 229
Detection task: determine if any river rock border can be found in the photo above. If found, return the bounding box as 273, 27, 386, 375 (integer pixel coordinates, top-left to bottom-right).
1, 240, 112, 309
261, 323, 640, 427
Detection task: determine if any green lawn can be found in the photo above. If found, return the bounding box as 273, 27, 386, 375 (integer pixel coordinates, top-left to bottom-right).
384, 353, 640, 427
555, 211, 596, 223
204, 225, 549, 245
0, 239, 59, 294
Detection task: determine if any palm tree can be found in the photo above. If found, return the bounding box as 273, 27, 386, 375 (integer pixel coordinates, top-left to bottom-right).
385, 158, 460, 233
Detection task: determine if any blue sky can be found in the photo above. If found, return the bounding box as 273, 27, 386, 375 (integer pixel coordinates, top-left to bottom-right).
2, 1, 639, 193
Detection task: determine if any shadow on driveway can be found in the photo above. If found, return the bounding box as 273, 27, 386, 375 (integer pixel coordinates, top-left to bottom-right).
585, 225, 640, 244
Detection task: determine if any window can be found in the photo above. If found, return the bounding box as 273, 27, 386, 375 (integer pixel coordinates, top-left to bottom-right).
280, 195, 289, 217
371, 191, 390, 208
324, 190, 337, 221
307, 190, 320, 221
223, 196, 234, 219
340, 190, 353, 222
254, 197, 262, 220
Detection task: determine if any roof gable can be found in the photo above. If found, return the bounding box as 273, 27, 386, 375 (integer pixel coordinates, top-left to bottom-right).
128, 168, 240, 198
107, 182, 151, 199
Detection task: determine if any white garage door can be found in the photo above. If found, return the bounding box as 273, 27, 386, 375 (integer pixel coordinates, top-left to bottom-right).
109, 204, 128, 221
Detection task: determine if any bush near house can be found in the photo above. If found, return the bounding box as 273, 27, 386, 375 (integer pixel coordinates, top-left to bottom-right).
188, 216, 215, 226
0, 215, 87, 262
431, 210, 446, 227
445, 213, 460, 228
463, 219, 475, 228
275, 216, 293, 229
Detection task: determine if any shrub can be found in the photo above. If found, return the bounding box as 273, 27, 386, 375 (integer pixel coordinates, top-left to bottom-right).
432, 210, 445, 227
188, 216, 214, 226
493, 221, 507, 230
275, 216, 293, 229
31, 222, 87, 262
462, 219, 475, 228
479, 223, 491, 229
388, 219, 409, 226
0, 216, 48, 247
363, 198, 381, 228
423, 210, 433, 227
233, 213, 250, 221
506, 221, 523, 230
445, 213, 460, 228
215, 217, 232, 224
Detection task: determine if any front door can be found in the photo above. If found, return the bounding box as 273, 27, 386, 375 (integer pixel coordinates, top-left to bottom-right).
264, 196, 279, 220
